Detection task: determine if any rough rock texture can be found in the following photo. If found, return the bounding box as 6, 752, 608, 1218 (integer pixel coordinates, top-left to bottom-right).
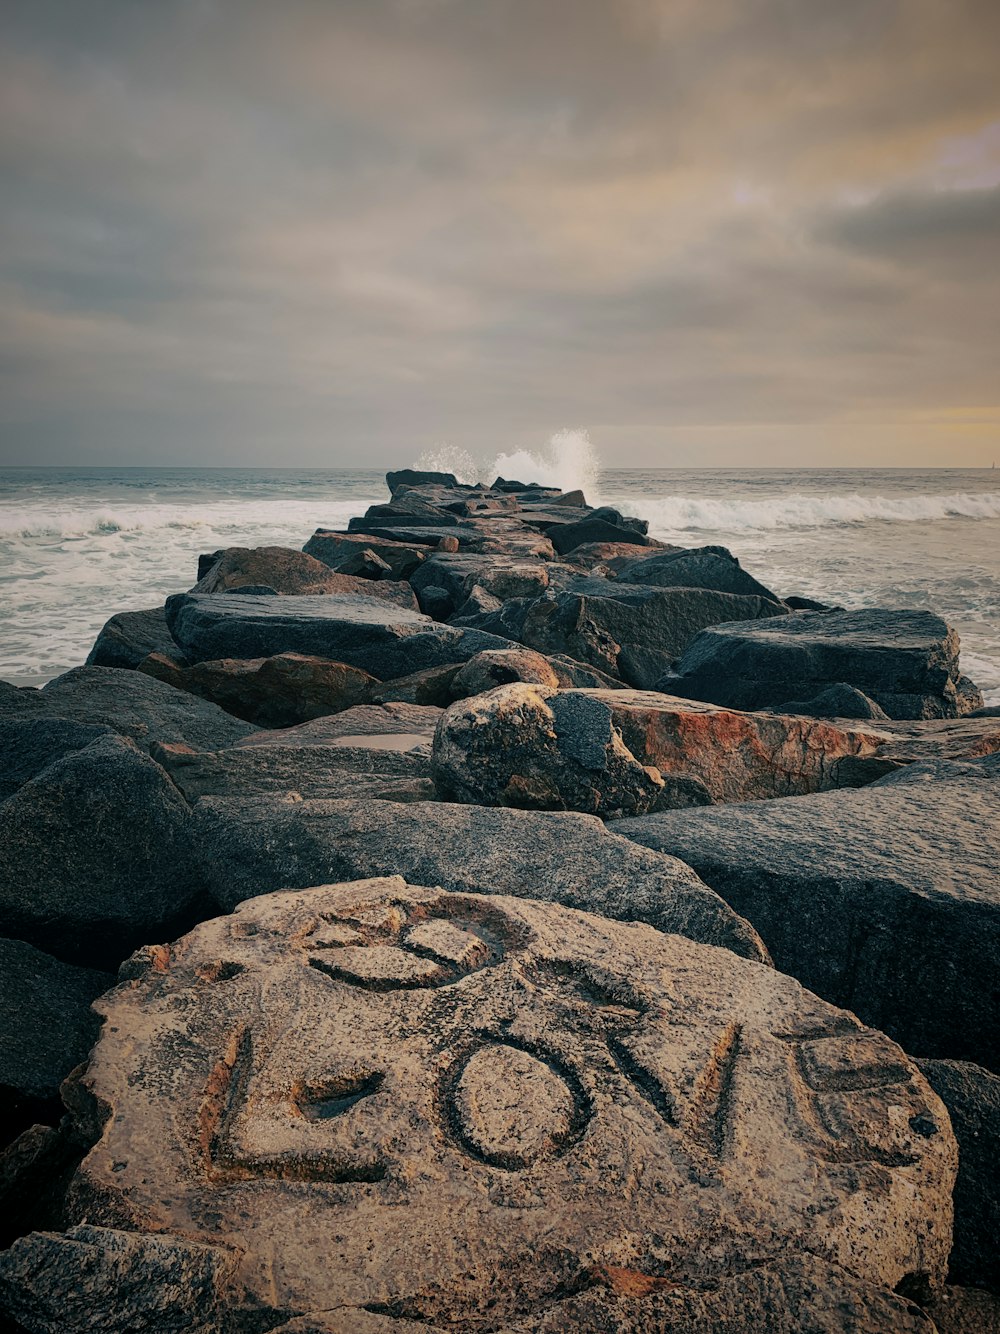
774, 683, 891, 721
0, 733, 204, 967
85, 607, 177, 670
929, 1287, 1000, 1334
410, 554, 553, 618
193, 545, 418, 608
165, 592, 511, 680
43, 879, 953, 1328
916, 1059, 1000, 1292
140, 651, 377, 728
386, 467, 459, 490
0, 1122, 84, 1249
450, 647, 561, 697
432, 684, 665, 817
191, 797, 766, 960
615, 755, 1000, 1071
303, 529, 426, 580
662, 609, 983, 720
0, 665, 257, 751
0, 939, 111, 1142
0, 718, 115, 802
549, 515, 657, 554
233, 701, 443, 749
615, 546, 781, 602
521, 585, 786, 688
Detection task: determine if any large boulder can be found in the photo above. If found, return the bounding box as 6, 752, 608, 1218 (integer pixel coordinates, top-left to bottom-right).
139, 652, 377, 728
409, 555, 552, 617
32, 879, 954, 1327
385, 467, 459, 490
774, 682, 890, 721
0, 718, 114, 802
450, 647, 560, 697
915, 1059, 1000, 1293
85, 607, 176, 670
0, 939, 111, 1143
0, 666, 258, 751
232, 701, 443, 750
193, 546, 418, 609
614, 755, 1000, 1071
190, 796, 767, 960
662, 609, 983, 720
615, 546, 781, 602
549, 515, 657, 555
520, 585, 787, 688
303, 530, 426, 580
0, 733, 204, 968
432, 684, 666, 817
164, 593, 512, 680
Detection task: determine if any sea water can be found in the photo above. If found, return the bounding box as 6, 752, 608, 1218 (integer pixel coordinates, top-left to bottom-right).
2, 451, 998, 703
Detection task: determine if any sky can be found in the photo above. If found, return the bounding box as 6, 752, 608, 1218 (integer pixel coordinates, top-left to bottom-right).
1, 0, 999, 469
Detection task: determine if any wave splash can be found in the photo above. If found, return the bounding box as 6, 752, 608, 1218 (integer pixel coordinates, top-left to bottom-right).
620, 490, 1000, 535
415, 428, 601, 497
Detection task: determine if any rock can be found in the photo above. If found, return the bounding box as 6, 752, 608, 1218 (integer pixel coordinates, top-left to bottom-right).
615, 546, 781, 602
0, 733, 204, 968
566, 540, 674, 570
775, 682, 891, 721
191, 795, 766, 959
554, 488, 588, 507
0, 666, 258, 751
447, 593, 536, 640
928, 1286, 1000, 1334
410, 555, 551, 617
233, 702, 443, 749
335, 547, 393, 579
0, 718, 115, 802
369, 664, 460, 707
614, 754, 1000, 1071
450, 647, 560, 697
0, 939, 111, 1143
50, 879, 952, 1325
164, 593, 511, 680
969, 703, 1000, 718
449, 584, 501, 620
549, 516, 657, 555
0, 1225, 243, 1334
432, 684, 665, 817
193, 546, 418, 608
662, 609, 984, 720
386, 467, 459, 491
303, 530, 426, 580
139, 652, 377, 728
436, 533, 460, 552
0, 1122, 83, 1249
85, 607, 177, 670
786, 594, 836, 611
521, 585, 787, 688
915, 1059, 999, 1292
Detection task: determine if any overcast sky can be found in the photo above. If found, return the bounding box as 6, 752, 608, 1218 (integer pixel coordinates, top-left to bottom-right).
2, 0, 999, 468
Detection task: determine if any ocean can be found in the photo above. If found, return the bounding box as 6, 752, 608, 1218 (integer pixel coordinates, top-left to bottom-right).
2, 459, 999, 704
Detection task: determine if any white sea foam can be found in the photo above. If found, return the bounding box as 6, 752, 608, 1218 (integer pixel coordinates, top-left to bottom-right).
415, 428, 601, 496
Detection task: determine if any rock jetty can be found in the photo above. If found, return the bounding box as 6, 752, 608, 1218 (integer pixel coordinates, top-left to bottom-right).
0, 468, 996, 1332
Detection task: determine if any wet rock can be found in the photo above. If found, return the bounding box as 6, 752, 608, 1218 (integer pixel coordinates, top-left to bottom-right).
916, 1059, 1000, 1292
774, 682, 890, 720
615, 754, 1000, 1071
0, 666, 257, 752
0, 939, 111, 1142
0, 733, 203, 968
50, 879, 953, 1325
521, 585, 787, 688
85, 607, 176, 670
615, 546, 781, 602
139, 651, 376, 728
164, 593, 511, 680
432, 684, 665, 817
662, 609, 983, 720
191, 796, 766, 959
303, 530, 426, 580
450, 647, 560, 697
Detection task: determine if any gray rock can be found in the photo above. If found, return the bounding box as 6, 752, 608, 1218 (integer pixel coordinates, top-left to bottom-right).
774, 682, 890, 721
549, 516, 656, 555
615, 546, 781, 602
927, 1286, 1000, 1334
303, 529, 426, 579
915, 1059, 999, 1292
0, 939, 111, 1142
661, 609, 983, 720
233, 702, 442, 749
0, 718, 114, 802
190, 796, 767, 961
0, 733, 204, 968
0, 666, 258, 752
386, 467, 459, 491
410, 554, 551, 618
521, 585, 787, 688
164, 592, 512, 680
85, 607, 176, 670
192, 546, 418, 609
614, 754, 1000, 1071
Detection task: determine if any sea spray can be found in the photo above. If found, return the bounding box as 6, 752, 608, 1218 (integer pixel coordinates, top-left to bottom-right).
415, 429, 601, 498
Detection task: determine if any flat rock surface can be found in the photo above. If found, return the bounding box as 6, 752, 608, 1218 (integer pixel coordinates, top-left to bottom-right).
615, 755, 1000, 1071
57, 879, 952, 1326
165, 592, 511, 680
191, 796, 768, 961
0, 665, 258, 752
233, 701, 442, 748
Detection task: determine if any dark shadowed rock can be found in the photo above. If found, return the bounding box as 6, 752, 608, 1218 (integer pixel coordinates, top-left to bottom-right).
0, 666, 258, 752
915, 1059, 1000, 1293
928, 1287, 1000, 1334
615, 546, 781, 602
190, 796, 766, 960
662, 609, 983, 720
369, 663, 461, 706
0, 718, 114, 802
0, 733, 204, 968
386, 467, 459, 491
521, 585, 787, 687
139, 651, 377, 728
774, 682, 890, 720
0, 1121, 85, 1249
303, 529, 427, 579
615, 754, 1000, 1071
432, 684, 665, 817
165, 592, 512, 679
85, 607, 176, 670
0, 939, 111, 1142
549, 515, 657, 555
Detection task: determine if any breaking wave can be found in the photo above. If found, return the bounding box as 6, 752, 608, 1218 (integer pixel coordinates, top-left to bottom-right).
415, 428, 601, 497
